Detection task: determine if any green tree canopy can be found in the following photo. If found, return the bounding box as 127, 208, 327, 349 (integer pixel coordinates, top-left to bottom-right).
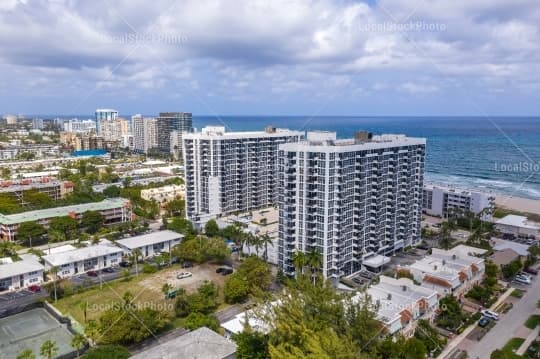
80, 210, 104, 234
81, 345, 131, 359
204, 219, 219, 236
167, 217, 196, 236
40, 340, 58, 359
17, 220, 46, 247
49, 215, 78, 241
102, 185, 120, 198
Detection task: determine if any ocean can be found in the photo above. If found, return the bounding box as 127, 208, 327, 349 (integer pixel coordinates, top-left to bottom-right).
193, 116, 540, 200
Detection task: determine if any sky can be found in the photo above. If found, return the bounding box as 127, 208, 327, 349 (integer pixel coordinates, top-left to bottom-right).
0, 0, 539, 117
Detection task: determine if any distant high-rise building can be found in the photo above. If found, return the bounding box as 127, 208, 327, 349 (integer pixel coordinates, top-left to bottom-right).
99, 117, 130, 142
63, 119, 96, 133
183, 126, 303, 225
95, 108, 118, 134
278, 131, 426, 279
132, 115, 159, 154
32, 118, 44, 130
155, 112, 193, 154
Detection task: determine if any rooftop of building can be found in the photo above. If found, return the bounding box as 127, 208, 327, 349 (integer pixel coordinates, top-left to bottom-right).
42, 244, 123, 266
423, 182, 496, 197
496, 214, 540, 230
408, 257, 460, 281
0, 255, 44, 279
493, 240, 531, 256
490, 248, 521, 267
116, 230, 183, 250
184, 125, 303, 139
0, 198, 129, 225
130, 327, 237, 359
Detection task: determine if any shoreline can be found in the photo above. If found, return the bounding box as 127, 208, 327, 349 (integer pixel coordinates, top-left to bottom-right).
494, 194, 540, 216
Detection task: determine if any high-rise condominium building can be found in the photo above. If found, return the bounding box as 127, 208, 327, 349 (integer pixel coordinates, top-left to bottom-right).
99, 117, 130, 142
133, 115, 159, 154
63, 119, 97, 133
156, 112, 193, 154
95, 108, 118, 134
183, 126, 303, 224
278, 131, 426, 279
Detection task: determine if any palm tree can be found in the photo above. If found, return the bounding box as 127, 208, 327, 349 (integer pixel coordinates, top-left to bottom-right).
16, 349, 35, 359
306, 249, 323, 285
48, 266, 59, 302
40, 340, 58, 359
259, 234, 273, 262
292, 251, 306, 278
132, 248, 142, 276
71, 333, 87, 358
253, 235, 263, 257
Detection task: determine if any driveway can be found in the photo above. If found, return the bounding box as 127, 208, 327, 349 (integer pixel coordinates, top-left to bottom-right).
460, 275, 540, 358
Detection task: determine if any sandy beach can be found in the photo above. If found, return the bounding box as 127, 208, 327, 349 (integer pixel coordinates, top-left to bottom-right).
495, 194, 540, 215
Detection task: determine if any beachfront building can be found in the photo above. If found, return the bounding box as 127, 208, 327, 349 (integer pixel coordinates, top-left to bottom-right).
278, 131, 426, 279
0, 178, 74, 205
183, 126, 303, 225
399, 245, 486, 297
495, 215, 540, 240
116, 230, 183, 258
95, 108, 118, 134
140, 184, 185, 204
359, 276, 439, 336
422, 183, 495, 220
155, 112, 193, 154
0, 198, 132, 241
0, 255, 44, 291
42, 244, 123, 277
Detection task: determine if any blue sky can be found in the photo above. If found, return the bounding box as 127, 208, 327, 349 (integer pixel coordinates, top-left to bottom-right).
0, 0, 539, 116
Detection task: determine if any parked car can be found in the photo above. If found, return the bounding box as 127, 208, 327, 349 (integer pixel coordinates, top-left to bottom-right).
524, 267, 539, 275
101, 267, 115, 273
478, 317, 490, 328
28, 285, 41, 293
86, 270, 98, 277
0, 286, 8, 292
481, 309, 499, 321
515, 276, 531, 285
518, 272, 532, 280
119, 261, 132, 268
352, 277, 363, 284
177, 272, 192, 279
220, 268, 234, 276
182, 261, 193, 268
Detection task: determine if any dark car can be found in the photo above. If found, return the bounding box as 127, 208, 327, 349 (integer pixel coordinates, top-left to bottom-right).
119, 261, 132, 268
0, 286, 8, 292
478, 317, 490, 328
352, 277, 363, 284
101, 267, 115, 273
524, 267, 538, 275
86, 270, 98, 277
28, 285, 41, 293
182, 261, 193, 268
221, 268, 234, 276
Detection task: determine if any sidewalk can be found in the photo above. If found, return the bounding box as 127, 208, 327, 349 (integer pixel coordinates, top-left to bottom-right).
437, 287, 514, 359
516, 325, 539, 356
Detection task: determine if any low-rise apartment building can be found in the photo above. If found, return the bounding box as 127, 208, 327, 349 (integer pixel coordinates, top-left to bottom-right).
42, 244, 123, 278
495, 215, 540, 240
0, 255, 44, 291
400, 245, 486, 297
0, 198, 132, 241
360, 276, 439, 336
140, 184, 185, 204
116, 230, 183, 258
422, 183, 495, 220
0, 178, 74, 204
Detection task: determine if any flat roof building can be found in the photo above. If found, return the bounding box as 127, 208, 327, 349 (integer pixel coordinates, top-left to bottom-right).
0, 198, 132, 241
0, 254, 44, 291
43, 243, 123, 277
423, 183, 495, 220
116, 230, 183, 258
496, 215, 540, 240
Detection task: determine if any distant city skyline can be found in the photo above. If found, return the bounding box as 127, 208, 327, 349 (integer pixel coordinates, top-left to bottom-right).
0, 1, 539, 116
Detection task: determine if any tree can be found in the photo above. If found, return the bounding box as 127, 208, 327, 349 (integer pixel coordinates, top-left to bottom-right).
183, 312, 220, 331
167, 217, 196, 236
71, 333, 87, 358
102, 185, 120, 198
436, 296, 464, 331
165, 198, 185, 217
306, 249, 323, 284
233, 331, 270, 359
0, 193, 19, 214
16, 349, 35, 359
205, 236, 230, 263
80, 210, 104, 234
49, 266, 60, 302
204, 219, 219, 237
224, 274, 250, 303
501, 258, 522, 279
132, 248, 142, 276
0, 241, 17, 257
16, 221, 46, 248
84, 320, 100, 345
49, 215, 78, 241
292, 251, 307, 277
81, 345, 130, 359
40, 340, 58, 359
22, 190, 53, 209
162, 283, 173, 298
259, 234, 273, 263
1, 167, 11, 180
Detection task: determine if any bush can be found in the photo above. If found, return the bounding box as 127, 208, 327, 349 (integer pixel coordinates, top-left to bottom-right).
182, 312, 219, 331
142, 263, 158, 274
224, 275, 249, 304
82, 345, 130, 359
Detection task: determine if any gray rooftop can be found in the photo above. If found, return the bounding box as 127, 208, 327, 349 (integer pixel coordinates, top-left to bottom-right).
42, 244, 123, 266
130, 327, 237, 359
116, 230, 183, 250
0, 198, 128, 225
0, 255, 44, 279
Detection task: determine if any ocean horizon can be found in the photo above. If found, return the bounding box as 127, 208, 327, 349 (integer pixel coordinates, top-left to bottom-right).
35, 115, 540, 200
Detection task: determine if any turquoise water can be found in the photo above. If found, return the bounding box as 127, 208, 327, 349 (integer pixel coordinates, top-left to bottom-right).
193, 116, 540, 199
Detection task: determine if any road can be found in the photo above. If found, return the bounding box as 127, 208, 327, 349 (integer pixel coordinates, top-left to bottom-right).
462, 275, 540, 358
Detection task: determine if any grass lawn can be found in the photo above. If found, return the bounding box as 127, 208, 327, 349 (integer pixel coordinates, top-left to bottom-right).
525, 315, 540, 330
499, 338, 525, 359
511, 289, 524, 298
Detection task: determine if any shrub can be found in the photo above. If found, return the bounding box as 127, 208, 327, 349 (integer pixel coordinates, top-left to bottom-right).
142, 263, 158, 274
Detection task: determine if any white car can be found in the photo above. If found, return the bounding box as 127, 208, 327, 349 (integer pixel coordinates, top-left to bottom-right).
480, 309, 499, 321
515, 275, 531, 284
177, 272, 192, 279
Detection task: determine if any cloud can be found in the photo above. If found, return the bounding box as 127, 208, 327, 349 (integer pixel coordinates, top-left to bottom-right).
0, 0, 538, 115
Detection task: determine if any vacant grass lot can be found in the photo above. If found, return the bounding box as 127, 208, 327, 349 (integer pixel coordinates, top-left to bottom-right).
500, 337, 525, 359
54, 262, 227, 324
